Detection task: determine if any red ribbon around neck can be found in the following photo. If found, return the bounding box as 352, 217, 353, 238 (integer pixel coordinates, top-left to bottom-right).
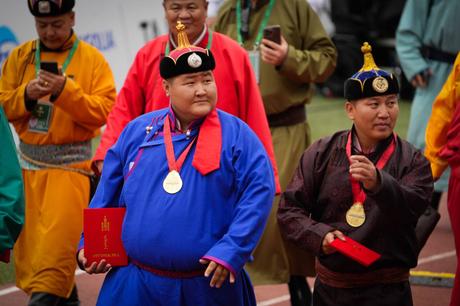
163, 109, 222, 176
345, 131, 396, 205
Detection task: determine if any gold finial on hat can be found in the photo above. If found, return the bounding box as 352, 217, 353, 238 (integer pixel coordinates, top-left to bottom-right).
176, 21, 191, 50
359, 42, 379, 72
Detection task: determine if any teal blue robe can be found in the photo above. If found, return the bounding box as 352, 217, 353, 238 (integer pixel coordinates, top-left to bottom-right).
396, 0, 460, 191
0, 106, 24, 255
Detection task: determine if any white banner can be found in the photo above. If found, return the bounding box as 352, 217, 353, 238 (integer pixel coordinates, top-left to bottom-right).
1, 0, 169, 90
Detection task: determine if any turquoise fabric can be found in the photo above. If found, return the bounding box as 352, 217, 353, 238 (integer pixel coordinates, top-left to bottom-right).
396, 0, 460, 191
0, 106, 24, 252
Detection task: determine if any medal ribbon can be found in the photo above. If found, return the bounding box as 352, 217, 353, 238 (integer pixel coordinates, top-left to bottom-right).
236, 0, 275, 48
163, 115, 197, 173
345, 131, 396, 205
35, 38, 79, 77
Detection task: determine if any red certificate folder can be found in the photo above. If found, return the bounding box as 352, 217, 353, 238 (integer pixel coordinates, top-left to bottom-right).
330, 236, 381, 267
84, 207, 128, 267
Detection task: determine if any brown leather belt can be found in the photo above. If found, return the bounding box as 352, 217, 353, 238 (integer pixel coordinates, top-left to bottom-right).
267, 104, 306, 127
131, 259, 205, 279
315, 260, 409, 288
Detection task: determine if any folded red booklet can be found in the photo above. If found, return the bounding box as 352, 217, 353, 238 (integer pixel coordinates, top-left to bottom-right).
84, 207, 128, 267
330, 236, 381, 267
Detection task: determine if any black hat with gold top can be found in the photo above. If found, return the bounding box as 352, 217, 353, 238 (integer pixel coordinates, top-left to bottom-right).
344, 42, 399, 100
160, 21, 216, 80
28, 0, 75, 17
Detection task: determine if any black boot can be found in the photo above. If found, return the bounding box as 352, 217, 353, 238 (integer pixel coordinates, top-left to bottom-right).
288, 275, 312, 306
57, 285, 80, 306
28, 292, 61, 306
430, 191, 442, 210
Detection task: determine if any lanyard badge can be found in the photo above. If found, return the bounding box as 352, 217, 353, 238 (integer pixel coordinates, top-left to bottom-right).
236, 0, 275, 84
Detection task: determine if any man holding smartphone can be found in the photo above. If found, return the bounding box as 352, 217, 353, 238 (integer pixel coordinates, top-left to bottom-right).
0, 1, 116, 305
214, 1, 337, 305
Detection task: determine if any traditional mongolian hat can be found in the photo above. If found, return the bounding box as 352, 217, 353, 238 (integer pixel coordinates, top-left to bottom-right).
344, 42, 399, 100
28, 0, 75, 17
160, 21, 216, 79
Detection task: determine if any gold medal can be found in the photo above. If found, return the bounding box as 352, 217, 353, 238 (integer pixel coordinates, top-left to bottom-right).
346, 202, 366, 227
163, 170, 183, 194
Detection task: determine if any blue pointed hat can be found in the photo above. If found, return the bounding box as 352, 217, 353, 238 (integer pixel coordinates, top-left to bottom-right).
344, 42, 399, 100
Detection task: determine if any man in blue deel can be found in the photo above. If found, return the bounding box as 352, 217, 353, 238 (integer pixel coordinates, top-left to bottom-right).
77, 22, 275, 306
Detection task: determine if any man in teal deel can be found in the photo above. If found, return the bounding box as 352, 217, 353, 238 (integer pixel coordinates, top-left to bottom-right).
396, 0, 460, 209
0, 106, 24, 262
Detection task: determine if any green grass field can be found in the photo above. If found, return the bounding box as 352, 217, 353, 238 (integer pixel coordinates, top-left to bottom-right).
308, 95, 411, 141
0, 260, 15, 286
0, 95, 412, 286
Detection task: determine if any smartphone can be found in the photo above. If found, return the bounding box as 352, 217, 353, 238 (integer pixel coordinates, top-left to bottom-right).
40, 61, 59, 75
263, 25, 281, 45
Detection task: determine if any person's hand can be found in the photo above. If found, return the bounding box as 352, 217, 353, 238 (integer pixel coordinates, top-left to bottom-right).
411, 68, 432, 88
260, 35, 289, 66
77, 249, 111, 274
199, 258, 235, 288
322, 230, 345, 254
94, 160, 104, 175
38, 69, 66, 97
25, 78, 52, 100
349, 155, 379, 191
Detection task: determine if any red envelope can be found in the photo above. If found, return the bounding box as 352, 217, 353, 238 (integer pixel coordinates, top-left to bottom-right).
330, 236, 381, 267
84, 207, 128, 266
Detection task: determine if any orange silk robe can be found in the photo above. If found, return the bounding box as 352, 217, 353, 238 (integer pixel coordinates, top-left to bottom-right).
0, 33, 116, 297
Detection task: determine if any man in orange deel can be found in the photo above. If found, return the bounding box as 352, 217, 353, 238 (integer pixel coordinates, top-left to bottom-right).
0, 1, 116, 304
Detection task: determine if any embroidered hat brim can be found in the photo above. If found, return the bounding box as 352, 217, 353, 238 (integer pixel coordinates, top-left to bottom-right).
28, 0, 75, 17
160, 47, 216, 79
